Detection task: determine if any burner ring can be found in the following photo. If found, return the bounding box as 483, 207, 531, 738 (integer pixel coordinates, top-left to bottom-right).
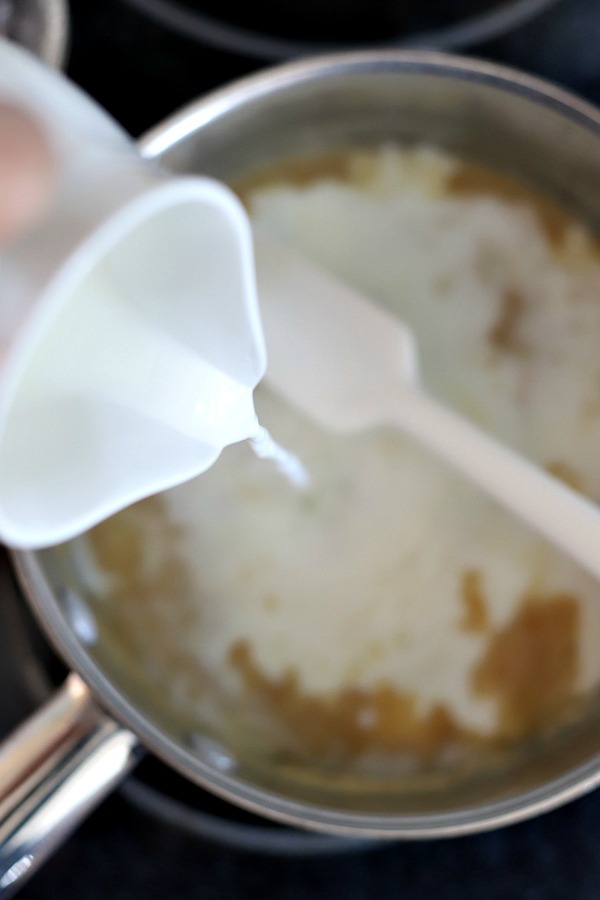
121, 776, 383, 856
119, 0, 563, 60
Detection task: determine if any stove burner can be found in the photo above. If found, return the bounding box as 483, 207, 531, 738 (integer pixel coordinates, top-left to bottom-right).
118, 0, 563, 60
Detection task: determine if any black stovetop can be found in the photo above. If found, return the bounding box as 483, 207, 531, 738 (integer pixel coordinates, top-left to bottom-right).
6, 0, 600, 896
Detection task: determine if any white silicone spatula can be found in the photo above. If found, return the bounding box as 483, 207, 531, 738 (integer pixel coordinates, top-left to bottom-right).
254, 235, 600, 581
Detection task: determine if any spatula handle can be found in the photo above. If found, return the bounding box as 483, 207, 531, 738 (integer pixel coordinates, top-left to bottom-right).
393, 386, 600, 580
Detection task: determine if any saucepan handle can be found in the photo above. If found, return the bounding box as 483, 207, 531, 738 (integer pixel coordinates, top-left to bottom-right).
0, 673, 140, 897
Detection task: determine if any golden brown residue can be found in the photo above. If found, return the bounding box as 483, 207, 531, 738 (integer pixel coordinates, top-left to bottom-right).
87, 502, 209, 707
488, 287, 526, 354
545, 460, 584, 493
460, 570, 489, 633
228, 592, 579, 762
235, 149, 591, 256
473, 595, 579, 741
90, 501, 181, 608
234, 150, 360, 201
89, 498, 582, 764
229, 640, 468, 762
448, 162, 575, 251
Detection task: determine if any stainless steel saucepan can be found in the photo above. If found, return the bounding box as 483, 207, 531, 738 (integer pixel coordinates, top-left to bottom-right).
4, 49, 600, 896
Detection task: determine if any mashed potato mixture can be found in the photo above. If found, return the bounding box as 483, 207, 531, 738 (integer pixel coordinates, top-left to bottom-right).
74, 145, 600, 773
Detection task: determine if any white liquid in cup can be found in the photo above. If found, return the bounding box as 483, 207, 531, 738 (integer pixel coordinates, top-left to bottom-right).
0, 38, 273, 550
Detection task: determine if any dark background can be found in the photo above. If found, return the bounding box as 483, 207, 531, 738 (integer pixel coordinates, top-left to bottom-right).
4, 0, 600, 896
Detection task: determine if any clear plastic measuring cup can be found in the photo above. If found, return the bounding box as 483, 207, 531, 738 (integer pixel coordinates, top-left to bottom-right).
0, 38, 266, 549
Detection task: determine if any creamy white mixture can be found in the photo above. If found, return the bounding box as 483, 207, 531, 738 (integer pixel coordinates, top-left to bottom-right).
82, 145, 600, 744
